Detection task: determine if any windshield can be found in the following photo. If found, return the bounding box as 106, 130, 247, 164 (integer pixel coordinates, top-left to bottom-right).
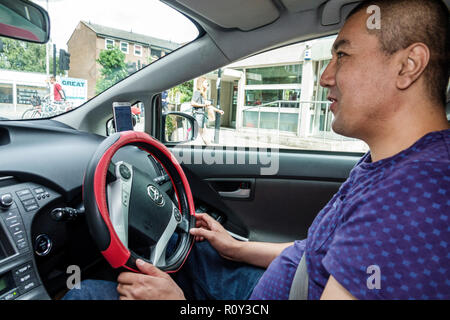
0, 0, 199, 120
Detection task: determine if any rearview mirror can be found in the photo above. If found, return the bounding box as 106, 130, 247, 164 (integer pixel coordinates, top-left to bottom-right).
0, 0, 50, 43
162, 112, 198, 144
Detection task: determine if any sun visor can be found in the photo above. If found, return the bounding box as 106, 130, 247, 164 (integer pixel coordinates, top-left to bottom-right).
175, 0, 280, 31
321, 0, 360, 26
281, 0, 327, 13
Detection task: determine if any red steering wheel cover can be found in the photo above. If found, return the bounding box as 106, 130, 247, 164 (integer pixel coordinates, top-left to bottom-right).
90, 131, 195, 270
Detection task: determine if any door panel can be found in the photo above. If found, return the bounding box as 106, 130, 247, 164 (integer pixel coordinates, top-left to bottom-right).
173, 147, 362, 243
222, 179, 341, 242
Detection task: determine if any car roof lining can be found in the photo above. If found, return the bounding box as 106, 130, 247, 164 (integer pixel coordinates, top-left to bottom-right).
162, 0, 358, 59
170, 0, 361, 31
174, 0, 281, 31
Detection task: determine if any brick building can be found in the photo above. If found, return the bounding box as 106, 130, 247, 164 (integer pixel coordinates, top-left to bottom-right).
67, 21, 180, 98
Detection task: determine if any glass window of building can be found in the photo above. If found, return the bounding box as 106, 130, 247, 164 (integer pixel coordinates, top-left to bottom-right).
246, 64, 302, 85
151, 48, 162, 58
120, 41, 129, 54
134, 44, 142, 56
0, 83, 13, 104
244, 89, 300, 107
105, 38, 114, 49
16, 85, 47, 105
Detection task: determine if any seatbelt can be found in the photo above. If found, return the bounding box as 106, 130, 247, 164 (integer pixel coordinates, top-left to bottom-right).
289, 252, 309, 300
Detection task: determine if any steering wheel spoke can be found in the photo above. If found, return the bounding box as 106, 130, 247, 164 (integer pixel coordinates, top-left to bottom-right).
106, 162, 117, 183
149, 203, 182, 267
176, 212, 190, 234
106, 161, 133, 248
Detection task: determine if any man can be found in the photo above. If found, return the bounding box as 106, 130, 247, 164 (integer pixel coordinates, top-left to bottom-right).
161, 90, 169, 113
64, 0, 449, 300
49, 76, 65, 102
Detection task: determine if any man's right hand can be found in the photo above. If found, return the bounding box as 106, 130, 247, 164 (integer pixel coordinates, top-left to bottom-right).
189, 213, 242, 261
190, 213, 294, 268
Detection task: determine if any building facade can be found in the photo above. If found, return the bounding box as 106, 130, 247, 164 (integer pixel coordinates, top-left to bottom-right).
67, 21, 180, 99
199, 36, 335, 137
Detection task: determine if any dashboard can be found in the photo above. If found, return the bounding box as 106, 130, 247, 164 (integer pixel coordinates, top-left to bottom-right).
0, 120, 177, 299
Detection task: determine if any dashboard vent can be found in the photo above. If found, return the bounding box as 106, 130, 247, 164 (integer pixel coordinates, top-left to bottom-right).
0, 176, 19, 188
0, 128, 10, 146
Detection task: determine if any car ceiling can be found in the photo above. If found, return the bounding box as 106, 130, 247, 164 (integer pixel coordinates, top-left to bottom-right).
172, 0, 450, 30
174, 0, 281, 31
169, 0, 359, 31
164, 0, 363, 63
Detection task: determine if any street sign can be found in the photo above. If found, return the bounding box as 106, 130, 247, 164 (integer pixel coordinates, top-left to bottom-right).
61, 77, 87, 107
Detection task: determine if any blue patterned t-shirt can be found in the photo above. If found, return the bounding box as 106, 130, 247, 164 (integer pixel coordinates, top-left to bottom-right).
251, 129, 449, 300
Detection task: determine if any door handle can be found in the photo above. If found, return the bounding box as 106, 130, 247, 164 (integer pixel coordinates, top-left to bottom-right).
207, 178, 254, 200
218, 188, 251, 199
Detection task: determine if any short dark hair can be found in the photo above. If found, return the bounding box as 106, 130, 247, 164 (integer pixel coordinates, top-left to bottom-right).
347, 0, 450, 105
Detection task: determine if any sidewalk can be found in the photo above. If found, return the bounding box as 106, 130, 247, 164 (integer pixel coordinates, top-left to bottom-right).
0, 104, 29, 119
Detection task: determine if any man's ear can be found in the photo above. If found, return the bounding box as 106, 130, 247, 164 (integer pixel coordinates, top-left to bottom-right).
396, 43, 430, 90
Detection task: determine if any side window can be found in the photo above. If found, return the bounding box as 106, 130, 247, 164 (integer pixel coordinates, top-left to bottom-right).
165, 35, 368, 153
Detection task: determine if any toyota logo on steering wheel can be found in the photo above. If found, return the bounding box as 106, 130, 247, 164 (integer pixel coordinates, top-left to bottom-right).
147, 184, 165, 206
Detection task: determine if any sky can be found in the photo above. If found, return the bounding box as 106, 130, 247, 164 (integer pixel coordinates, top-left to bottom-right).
33, 0, 199, 50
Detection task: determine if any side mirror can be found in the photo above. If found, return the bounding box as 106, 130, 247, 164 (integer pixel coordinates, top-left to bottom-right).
0, 0, 50, 43
162, 112, 198, 144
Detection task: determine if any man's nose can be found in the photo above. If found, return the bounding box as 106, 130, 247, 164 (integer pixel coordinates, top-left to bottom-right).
319, 60, 336, 88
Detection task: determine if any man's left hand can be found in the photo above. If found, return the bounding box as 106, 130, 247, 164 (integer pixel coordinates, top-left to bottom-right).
117, 259, 185, 300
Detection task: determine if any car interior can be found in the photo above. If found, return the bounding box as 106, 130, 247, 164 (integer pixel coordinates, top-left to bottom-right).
0, 0, 449, 300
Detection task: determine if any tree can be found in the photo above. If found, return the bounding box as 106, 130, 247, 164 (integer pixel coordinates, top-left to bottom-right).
0, 37, 46, 72
0, 37, 64, 75
96, 47, 128, 94
168, 80, 193, 105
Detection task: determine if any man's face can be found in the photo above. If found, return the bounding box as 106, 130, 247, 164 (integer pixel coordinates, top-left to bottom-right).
320, 10, 398, 140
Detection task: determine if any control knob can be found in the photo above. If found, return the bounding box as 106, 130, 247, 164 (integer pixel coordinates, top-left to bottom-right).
0, 193, 13, 208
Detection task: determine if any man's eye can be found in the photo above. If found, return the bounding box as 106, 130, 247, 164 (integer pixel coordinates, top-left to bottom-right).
336, 52, 346, 59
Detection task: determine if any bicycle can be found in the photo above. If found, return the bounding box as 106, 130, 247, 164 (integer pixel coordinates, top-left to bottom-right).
22, 97, 73, 119
21, 94, 43, 119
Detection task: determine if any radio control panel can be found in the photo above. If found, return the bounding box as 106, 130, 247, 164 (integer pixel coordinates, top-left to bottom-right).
0, 181, 58, 300
0, 262, 39, 300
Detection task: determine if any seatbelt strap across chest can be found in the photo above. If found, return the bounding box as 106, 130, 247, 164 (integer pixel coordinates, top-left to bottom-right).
289, 252, 309, 300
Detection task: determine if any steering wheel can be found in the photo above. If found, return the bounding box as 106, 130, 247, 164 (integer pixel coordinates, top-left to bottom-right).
83, 131, 196, 273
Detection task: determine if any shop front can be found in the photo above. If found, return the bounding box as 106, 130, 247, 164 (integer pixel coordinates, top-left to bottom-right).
0, 70, 48, 119
0, 70, 88, 119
